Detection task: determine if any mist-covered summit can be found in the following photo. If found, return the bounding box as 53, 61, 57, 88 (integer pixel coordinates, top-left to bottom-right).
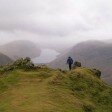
0, 40, 41, 60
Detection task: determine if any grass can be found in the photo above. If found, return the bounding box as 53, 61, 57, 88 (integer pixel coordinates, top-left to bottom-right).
0, 67, 111, 112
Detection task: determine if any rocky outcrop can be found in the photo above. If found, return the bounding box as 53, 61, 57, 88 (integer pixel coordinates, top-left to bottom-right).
73, 61, 82, 68
73, 61, 101, 78
92, 69, 101, 78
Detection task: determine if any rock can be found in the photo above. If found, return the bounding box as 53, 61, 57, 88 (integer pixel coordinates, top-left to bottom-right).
0, 57, 35, 73
73, 61, 82, 68
92, 69, 101, 78
25, 62, 34, 69
36, 65, 48, 69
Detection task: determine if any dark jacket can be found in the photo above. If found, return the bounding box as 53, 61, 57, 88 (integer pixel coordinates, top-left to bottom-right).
67, 57, 73, 65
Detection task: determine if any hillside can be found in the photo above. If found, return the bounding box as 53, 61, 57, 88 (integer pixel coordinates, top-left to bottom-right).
0, 59, 112, 112
0, 40, 41, 60
0, 52, 12, 65
49, 40, 112, 84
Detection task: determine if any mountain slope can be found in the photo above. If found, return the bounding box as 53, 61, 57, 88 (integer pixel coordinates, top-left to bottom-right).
0, 40, 41, 60
0, 66, 112, 112
0, 52, 12, 65
49, 40, 112, 84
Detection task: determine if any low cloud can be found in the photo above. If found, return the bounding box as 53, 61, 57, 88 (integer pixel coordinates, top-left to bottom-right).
0, 0, 112, 45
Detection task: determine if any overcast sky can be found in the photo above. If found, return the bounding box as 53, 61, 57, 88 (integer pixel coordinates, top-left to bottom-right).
0, 0, 112, 45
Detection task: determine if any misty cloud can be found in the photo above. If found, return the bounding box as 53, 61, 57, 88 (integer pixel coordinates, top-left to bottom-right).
0, 0, 112, 45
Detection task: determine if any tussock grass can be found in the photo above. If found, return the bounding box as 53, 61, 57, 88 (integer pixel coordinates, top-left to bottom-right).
0, 67, 111, 112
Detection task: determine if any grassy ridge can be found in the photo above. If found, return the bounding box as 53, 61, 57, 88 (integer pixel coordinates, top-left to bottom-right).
0, 67, 112, 112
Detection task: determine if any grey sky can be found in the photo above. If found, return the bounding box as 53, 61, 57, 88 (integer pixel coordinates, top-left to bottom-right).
0, 0, 112, 45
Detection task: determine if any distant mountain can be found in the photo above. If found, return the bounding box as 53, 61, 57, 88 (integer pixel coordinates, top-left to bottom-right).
0, 52, 12, 65
104, 39, 112, 43
49, 40, 112, 84
0, 40, 41, 60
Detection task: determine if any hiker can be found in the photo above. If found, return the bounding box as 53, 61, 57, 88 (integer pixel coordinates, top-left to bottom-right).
67, 57, 73, 70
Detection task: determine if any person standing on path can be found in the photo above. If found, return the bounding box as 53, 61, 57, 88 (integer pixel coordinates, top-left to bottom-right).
67, 57, 73, 70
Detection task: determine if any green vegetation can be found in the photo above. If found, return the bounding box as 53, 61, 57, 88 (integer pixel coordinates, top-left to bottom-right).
0, 59, 112, 112
0, 57, 34, 74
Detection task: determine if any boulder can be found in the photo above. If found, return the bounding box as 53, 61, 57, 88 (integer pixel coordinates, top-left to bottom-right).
92, 69, 101, 78
73, 61, 82, 68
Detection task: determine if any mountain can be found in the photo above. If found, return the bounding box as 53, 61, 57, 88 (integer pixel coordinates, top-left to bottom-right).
49, 40, 112, 84
0, 40, 41, 60
0, 60, 112, 112
0, 52, 12, 65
